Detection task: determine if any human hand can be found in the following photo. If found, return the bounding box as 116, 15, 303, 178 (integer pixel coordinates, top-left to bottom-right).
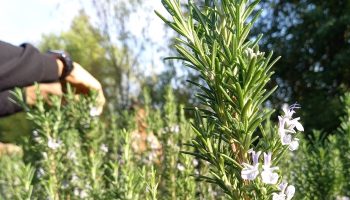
25, 83, 63, 105
57, 60, 105, 115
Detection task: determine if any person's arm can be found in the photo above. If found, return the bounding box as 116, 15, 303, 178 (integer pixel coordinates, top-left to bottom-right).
0, 83, 63, 117
0, 41, 59, 92
0, 41, 105, 117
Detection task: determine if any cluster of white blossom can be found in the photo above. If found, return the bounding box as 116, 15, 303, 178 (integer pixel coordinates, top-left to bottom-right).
241, 150, 279, 184
241, 104, 304, 199
161, 125, 180, 134
47, 138, 62, 150
278, 104, 304, 151
36, 167, 45, 179
241, 150, 295, 200
89, 106, 101, 117
177, 163, 185, 171
74, 188, 88, 198
244, 47, 264, 60
100, 143, 109, 153
272, 182, 295, 200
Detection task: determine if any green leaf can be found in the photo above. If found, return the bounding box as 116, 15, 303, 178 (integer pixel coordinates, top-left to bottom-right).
234, 82, 244, 109
242, 99, 252, 120
221, 154, 242, 168
175, 45, 202, 68
244, 56, 257, 89
242, 0, 260, 22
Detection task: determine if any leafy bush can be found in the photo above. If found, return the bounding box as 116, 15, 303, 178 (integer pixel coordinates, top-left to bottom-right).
281, 93, 350, 199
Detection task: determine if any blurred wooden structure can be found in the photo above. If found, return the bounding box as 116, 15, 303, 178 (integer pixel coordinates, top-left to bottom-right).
0, 142, 22, 156
130, 106, 162, 164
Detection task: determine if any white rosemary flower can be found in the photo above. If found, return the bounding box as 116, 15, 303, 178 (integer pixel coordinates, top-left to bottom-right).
71, 174, 79, 183
165, 125, 180, 134
177, 163, 185, 171
100, 143, 109, 153
194, 169, 199, 175
241, 149, 261, 181
193, 159, 199, 167
74, 188, 80, 196
47, 138, 62, 150
272, 182, 295, 200
171, 125, 180, 133
147, 151, 158, 163
79, 190, 88, 198
89, 106, 101, 117
244, 47, 264, 59
281, 104, 304, 132
147, 134, 161, 150
32, 130, 42, 143
278, 104, 304, 151
261, 152, 279, 184
36, 168, 45, 179
280, 132, 300, 151
32, 130, 39, 137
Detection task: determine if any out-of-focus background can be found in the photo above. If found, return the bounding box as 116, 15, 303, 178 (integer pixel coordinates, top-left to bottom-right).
1, 0, 350, 144
1, 1, 350, 199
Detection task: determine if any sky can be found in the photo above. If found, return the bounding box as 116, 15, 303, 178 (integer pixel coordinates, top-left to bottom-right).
0, 0, 82, 45
0, 0, 169, 48
0, 0, 174, 77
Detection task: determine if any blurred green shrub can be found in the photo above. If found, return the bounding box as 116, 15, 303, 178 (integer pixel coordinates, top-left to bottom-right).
0, 85, 222, 200
281, 92, 350, 199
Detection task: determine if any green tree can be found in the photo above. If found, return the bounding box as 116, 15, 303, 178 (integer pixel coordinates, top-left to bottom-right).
257, 0, 350, 133
39, 11, 129, 108
91, 0, 147, 108
40, 12, 106, 82
40, 11, 108, 79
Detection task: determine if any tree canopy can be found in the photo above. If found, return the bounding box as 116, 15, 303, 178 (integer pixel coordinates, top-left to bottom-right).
258, 0, 350, 133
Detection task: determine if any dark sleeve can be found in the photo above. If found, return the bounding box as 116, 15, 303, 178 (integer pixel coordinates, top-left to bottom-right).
0, 41, 59, 92
0, 90, 22, 117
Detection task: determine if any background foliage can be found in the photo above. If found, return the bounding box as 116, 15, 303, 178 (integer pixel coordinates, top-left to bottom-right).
1, 0, 350, 199
257, 0, 350, 133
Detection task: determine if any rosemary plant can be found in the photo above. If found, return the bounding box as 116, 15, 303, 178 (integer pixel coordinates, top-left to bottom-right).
11, 85, 107, 199
143, 166, 159, 200
3, 84, 207, 199
157, 0, 303, 199
142, 86, 198, 199
336, 93, 350, 196
0, 154, 34, 200
108, 129, 145, 199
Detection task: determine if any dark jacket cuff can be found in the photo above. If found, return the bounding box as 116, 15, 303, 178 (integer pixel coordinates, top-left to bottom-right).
0, 90, 23, 117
